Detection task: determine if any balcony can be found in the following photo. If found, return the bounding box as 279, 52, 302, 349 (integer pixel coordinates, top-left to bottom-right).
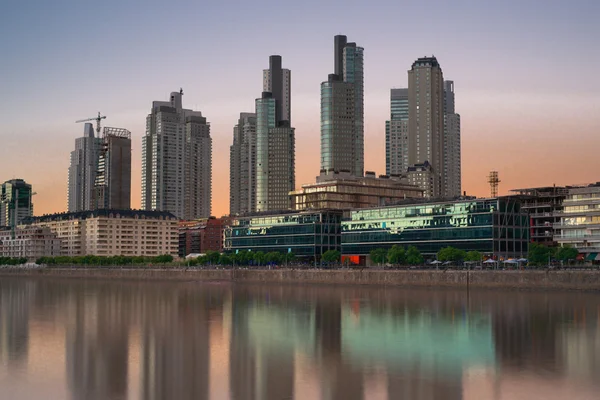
556, 234, 600, 242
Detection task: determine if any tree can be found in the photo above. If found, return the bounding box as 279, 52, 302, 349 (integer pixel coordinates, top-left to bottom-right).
465, 251, 483, 262
283, 252, 296, 264
555, 245, 578, 263
253, 251, 266, 266
437, 246, 466, 263
218, 254, 232, 265
265, 252, 282, 265
322, 250, 341, 263
405, 246, 424, 265
370, 248, 388, 265
387, 245, 406, 265
528, 243, 554, 266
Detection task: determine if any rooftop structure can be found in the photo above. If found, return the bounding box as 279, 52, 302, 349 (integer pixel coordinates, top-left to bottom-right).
290, 171, 422, 211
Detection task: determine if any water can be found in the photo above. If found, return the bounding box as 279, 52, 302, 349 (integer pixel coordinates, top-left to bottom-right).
0, 278, 599, 400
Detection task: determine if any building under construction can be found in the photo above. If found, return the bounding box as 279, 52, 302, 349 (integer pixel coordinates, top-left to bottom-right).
93, 127, 132, 210
510, 186, 568, 247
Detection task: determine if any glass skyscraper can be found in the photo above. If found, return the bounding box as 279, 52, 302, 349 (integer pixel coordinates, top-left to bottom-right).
320, 35, 364, 178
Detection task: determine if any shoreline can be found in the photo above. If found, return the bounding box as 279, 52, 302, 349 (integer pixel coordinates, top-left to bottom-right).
2, 267, 600, 291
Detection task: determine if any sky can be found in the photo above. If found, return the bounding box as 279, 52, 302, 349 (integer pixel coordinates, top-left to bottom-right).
1, 0, 599, 217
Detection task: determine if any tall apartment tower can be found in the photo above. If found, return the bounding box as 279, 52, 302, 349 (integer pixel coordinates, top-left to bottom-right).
407, 57, 445, 197
385, 88, 409, 175
0, 179, 33, 227
230, 113, 257, 215
443, 81, 461, 197
320, 35, 364, 177
68, 123, 101, 212
93, 127, 132, 210
142, 90, 212, 219
255, 56, 295, 212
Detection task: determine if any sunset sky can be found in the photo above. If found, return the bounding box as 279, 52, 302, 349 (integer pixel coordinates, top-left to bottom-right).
1, 0, 599, 217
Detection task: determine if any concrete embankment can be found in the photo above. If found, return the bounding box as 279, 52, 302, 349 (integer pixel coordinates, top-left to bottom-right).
2, 268, 600, 291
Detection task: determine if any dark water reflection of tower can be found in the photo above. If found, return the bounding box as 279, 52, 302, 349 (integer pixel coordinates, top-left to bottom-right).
0, 279, 35, 368
140, 287, 210, 400
65, 285, 129, 400
315, 300, 364, 400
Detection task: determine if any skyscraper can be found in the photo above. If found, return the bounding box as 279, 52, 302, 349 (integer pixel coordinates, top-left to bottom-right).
93, 127, 132, 210
230, 112, 257, 215
68, 123, 101, 212
407, 56, 445, 197
0, 179, 33, 228
255, 56, 295, 212
320, 35, 364, 177
142, 90, 212, 219
443, 81, 461, 197
385, 88, 409, 175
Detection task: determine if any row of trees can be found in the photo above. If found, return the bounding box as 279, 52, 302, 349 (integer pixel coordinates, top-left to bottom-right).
0, 257, 28, 266
369, 245, 425, 266
35, 255, 174, 266
186, 250, 297, 266
528, 243, 578, 265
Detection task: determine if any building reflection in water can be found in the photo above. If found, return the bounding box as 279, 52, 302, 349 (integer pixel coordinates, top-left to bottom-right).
0, 279, 35, 368
65, 284, 129, 400
3, 280, 600, 400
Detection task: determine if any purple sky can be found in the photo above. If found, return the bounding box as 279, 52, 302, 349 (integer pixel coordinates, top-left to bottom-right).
1, 0, 599, 216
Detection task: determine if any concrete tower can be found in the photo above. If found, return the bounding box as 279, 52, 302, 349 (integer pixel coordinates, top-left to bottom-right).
230, 112, 257, 215
142, 90, 211, 219
68, 123, 101, 212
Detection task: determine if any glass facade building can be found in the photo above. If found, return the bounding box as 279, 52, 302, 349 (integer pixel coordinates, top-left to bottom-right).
224, 210, 343, 259
342, 197, 529, 259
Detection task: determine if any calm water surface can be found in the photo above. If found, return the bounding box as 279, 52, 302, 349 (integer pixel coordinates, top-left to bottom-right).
1, 277, 600, 400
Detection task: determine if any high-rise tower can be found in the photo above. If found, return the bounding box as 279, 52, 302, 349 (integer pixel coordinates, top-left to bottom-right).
230, 112, 257, 215
0, 179, 33, 227
385, 88, 409, 175
407, 56, 445, 197
142, 90, 212, 219
320, 35, 364, 177
255, 56, 295, 212
443, 80, 461, 197
93, 127, 132, 210
68, 123, 101, 212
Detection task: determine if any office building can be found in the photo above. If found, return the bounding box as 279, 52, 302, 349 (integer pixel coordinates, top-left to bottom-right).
555, 183, 600, 259
142, 90, 212, 220
406, 162, 435, 197
26, 209, 179, 257
224, 210, 343, 259
443, 81, 461, 197
290, 171, 422, 211
93, 127, 132, 210
68, 123, 101, 212
230, 113, 257, 215
407, 57, 445, 197
342, 197, 529, 262
0, 179, 33, 228
0, 226, 61, 260
386, 88, 409, 176
255, 56, 295, 212
510, 186, 568, 247
320, 35, 364, 178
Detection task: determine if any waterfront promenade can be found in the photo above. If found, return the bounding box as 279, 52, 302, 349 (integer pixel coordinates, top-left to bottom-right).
2, 267, 600, 291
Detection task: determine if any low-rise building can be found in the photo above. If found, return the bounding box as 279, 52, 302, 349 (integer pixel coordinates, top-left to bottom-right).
224, 210, 343, 260
290, 171, 422, 211
178, 216, 231, 257
342, 197, 529, 262
25, 209, 178, 257
555, 183, 600, 260
406, 162, 435, 198
0, 226, 62, 260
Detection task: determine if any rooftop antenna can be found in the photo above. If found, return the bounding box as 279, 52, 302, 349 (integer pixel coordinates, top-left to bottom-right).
488, 171, 500, 198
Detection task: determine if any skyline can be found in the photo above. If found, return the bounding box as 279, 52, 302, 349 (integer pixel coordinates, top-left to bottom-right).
1, 0, 599, 217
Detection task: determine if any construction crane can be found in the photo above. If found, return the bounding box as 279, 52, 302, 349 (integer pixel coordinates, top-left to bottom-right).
76, 112, 106, 137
